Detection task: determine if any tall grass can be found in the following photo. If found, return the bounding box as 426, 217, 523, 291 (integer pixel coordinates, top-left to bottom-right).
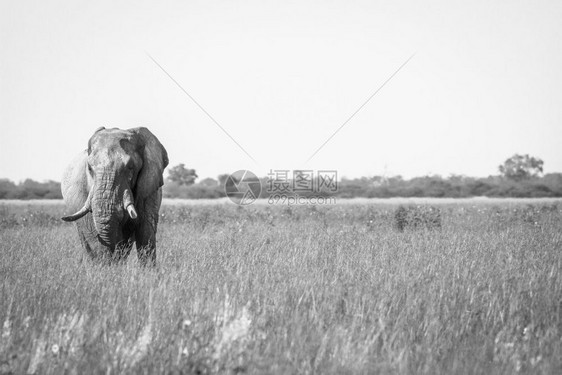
1, 200, 561, 374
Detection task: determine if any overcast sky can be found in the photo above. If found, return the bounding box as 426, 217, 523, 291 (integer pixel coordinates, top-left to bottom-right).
1, 0, 561, 182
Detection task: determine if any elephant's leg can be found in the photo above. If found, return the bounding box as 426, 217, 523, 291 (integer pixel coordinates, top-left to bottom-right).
135, 191, 162, 267
113, 242, 134, 263
114, 224, 136, 262
135, 220, 157, 266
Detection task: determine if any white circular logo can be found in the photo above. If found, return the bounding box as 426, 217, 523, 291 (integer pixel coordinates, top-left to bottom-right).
224, 170, 262, 205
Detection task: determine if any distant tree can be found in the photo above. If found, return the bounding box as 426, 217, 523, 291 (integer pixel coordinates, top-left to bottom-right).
499, 154, 544, 180
217, 174, 229, 187
43, 180, 63, 199
21, 179, 48, 198
199, 177, 218, 187
542, 173, 562, 195
167, 164, 198, 186
0, 178, 17, 199
371, 176, 388, 187
0, 178, 62, 199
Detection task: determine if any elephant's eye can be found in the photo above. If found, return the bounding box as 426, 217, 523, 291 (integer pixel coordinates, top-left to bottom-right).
87, 164, 94, 175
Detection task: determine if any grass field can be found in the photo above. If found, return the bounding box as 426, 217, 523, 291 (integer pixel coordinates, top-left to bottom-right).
1, 199, 562, 374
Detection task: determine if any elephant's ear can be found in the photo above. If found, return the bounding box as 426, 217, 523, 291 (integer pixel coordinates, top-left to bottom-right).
87, 126, 106, 153
132, 127, 169, 199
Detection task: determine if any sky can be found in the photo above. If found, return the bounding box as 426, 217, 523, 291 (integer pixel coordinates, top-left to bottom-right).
1, 0, 561, 182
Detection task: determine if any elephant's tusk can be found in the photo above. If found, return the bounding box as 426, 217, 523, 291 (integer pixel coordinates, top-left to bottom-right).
126, 204, 138, 219
123, 188, 138, 219
62, 205, 91, 222
61, 187, 93, 222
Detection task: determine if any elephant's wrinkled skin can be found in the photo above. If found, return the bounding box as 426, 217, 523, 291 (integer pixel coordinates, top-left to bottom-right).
61, 127, 168, 265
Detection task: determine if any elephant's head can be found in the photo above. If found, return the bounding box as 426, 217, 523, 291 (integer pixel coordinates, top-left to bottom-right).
62, 127, 168, 248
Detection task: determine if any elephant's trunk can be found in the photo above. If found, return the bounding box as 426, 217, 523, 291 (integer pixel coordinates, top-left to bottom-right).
92, 174, 123, 248
90, 176, 138, 248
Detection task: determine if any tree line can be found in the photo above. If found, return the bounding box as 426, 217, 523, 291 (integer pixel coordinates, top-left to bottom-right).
0, 179, 63, 200
162, 171, 562, 199
162, 155, 562, 199
2, 154, 561, 200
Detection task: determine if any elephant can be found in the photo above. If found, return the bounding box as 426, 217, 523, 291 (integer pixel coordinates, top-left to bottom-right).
61, 127, 168, 265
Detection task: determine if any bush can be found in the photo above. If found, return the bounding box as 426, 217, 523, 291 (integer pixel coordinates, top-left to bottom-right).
0, 179, 62, 200
394, 205, 442, 231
